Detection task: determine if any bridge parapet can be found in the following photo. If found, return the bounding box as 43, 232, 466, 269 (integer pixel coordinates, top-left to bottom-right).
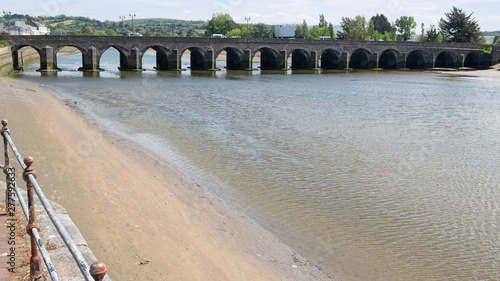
0, 35, 493, 72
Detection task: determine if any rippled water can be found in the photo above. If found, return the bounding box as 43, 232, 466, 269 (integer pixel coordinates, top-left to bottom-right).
14, 49, 500, 280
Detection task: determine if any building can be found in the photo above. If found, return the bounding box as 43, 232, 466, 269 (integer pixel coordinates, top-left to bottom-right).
274, 24, 297, 38
2, 20, 50, 35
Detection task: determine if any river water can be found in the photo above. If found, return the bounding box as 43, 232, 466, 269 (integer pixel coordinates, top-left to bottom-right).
14, 49, 500, 280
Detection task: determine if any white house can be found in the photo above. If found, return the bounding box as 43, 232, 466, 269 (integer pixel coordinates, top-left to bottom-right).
5, 20, 50, 35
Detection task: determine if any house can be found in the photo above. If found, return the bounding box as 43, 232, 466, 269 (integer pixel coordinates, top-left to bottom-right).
4, 20, 50, 35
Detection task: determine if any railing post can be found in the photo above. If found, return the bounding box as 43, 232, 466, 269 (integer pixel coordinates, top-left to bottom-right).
2, 119, 12, 206
23, 156, 43, 281
90, 261, 107, 281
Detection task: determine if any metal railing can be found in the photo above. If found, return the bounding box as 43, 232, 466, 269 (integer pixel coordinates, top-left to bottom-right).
2, 119, 107, 281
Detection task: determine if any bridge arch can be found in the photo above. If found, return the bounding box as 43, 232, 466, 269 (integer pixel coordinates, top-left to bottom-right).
140, 46, 170, 71
182, 47, 206, 70
254, 47, 279, 70
216, 47, 243, 70
435, 50, 459, 68
98, 46, 129, 70
350, 48, 372, 69
320, 49, 340, 69
379, 49, 401, 69
54, 45, 85, 71
406, 50, 426, 69
11, 45, 42, 70
464, 51, 482, 68
290, 49, 310, 69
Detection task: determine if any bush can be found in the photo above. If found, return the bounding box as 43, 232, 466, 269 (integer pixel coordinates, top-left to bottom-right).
0, 40, 9, 47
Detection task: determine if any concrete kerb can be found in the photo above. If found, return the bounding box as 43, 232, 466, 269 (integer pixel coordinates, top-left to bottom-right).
0, 181, 111, 281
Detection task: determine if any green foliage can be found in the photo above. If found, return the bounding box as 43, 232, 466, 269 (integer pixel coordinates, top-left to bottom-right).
252, 23, 271, 38
337, 16, 368, 40
294, 20, 309, 39
319, 14, 327, 28
425, 25, 440, 42
481, 44, 493, 54
226, 28, 242, 38
105, 28, 120, 36
350, 16, 368, 40
439, 6, 482, 43
309, 26, 330, 39
328, 23, 335, 39
370, 14, 391, 34
0, 40, 9, 46
205, 13, 238, 37
395, 16, 417, 41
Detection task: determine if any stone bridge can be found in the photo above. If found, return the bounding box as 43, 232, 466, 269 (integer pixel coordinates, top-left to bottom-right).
0, 35, 498, 72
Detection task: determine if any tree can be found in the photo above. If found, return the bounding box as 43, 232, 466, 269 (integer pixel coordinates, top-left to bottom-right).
205, 13, 238, 37
395, 16, 416, 41
439, 6, 482, 43
319, 14, 327, 28
368, 19, 375, 39
105, 28, 119, 36
310, 26, 329, 39
81, 25, 93, 34
294, 20, 309, 39
252, 23, 271, 38
425, 25, 441, 42
370, 14, 391, 34
337, 17, 351, 39
328, 23, 335, 39
349, 16, 368, 40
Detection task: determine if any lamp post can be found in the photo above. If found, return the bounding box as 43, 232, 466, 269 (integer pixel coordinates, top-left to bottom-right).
3, 10, 11, 26
119, 15, 125, 30
245, 16, 251, 29
129, 13, 136, 32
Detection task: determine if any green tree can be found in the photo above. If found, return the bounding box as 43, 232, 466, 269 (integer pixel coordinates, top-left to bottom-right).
425, 25, 440, 42
395, 16, 417, 41
337, 16, 368, 40
252, 23, 271, 38
370, 14, 391, 34
294, 20, 309, 39
205, 13, 238, 37
319, 14, 327, 28
439, 6, 482, 43
105, 28, 119, 36
328, 23, 335, 39
226, 28, 241, 38
368, 19, 375, 39
349, 16, 368, 40
310, 26, 329, 39
337, 17, 350, 39
270, 25, 276, 38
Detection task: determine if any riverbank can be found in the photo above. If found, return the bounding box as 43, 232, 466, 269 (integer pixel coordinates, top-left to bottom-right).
0, 76, 336, 280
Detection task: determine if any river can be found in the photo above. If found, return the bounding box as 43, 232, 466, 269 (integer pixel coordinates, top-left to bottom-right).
12, 49, 500, 280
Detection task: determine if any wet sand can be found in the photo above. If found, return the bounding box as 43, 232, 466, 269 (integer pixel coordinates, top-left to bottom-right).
0, 76, 336, 280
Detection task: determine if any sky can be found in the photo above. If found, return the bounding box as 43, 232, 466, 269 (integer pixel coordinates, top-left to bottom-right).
2, 0, 499, 31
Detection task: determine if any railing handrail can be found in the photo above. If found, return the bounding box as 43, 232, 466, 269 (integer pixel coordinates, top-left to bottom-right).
2, 119, 107, 281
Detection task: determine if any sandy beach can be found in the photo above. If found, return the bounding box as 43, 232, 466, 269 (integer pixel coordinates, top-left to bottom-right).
0, 75, 336, 280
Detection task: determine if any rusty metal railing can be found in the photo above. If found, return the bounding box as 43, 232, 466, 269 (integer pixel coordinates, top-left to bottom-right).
1, 119, 107, 281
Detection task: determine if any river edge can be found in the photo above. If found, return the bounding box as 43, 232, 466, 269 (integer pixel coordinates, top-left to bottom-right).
0, 76, 340, 280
